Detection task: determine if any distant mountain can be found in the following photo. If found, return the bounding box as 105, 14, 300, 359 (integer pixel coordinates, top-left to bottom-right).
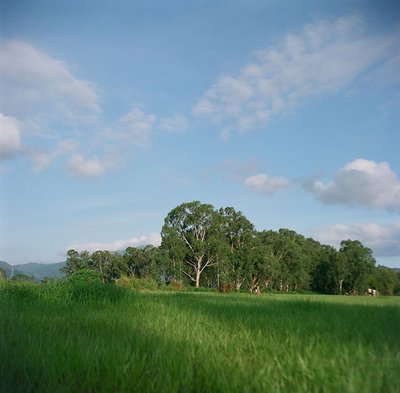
15, 262, 66, 281
0, 260, 66, 281
0, 261, 12, 278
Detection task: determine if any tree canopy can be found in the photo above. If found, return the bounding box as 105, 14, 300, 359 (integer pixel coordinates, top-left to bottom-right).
56, 201, 399, 295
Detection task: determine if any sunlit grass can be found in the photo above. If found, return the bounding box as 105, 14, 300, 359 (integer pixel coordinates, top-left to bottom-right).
0, 282, 399, 392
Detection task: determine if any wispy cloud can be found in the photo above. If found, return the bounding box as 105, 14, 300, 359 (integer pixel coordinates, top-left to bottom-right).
105, 107, 157, 148
159, 114, 188, 134
245, 173, 289, 194
306, 159, 400, 211
68, 232, 161, 253
193, 14, 398, 135
0, 113, 22, 160
0, 40, 100, 123
314, 221, 400, 258
27, 140, 77, 171
67, 154, 107, 178
0, 40, 181, 178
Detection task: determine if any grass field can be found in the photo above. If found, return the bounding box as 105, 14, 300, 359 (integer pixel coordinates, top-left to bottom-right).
0, 282, 399, 393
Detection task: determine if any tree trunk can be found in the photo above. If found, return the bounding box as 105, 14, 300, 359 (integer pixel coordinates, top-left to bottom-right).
195, 269, 201, 288
339, 278, 343, 295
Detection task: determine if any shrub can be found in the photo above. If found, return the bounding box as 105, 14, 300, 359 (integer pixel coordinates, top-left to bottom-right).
38, 279, 71, 301
67, 268, 101, 285
1, 280, 39, 302
69, 281, 126, 304
165, 279, 185, 291
116, 275, 158, 291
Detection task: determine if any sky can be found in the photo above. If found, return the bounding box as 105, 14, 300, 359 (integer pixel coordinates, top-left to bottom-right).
0, 0, 399, 267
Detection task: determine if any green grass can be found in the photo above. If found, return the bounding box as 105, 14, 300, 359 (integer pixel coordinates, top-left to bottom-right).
0, 282, 399, 393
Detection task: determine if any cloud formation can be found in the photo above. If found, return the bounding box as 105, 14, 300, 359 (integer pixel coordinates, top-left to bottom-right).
67, 154, 107, 178
0, 40, 100, 122
68, 233, 161, 253
159, 114, 188, 134
0, 113, 21, 160
0, 39, 171, 177
28, 140, 77, 171
104, 107, 157, 148
245, 173, 289, 194
314, 221, 400, 258
308, 159, 400, 211
193, 14, 397, 134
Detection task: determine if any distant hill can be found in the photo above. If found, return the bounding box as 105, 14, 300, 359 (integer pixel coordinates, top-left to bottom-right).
0, 261, 12, 277
0, 260, 66, 281
16, 262, 66, 281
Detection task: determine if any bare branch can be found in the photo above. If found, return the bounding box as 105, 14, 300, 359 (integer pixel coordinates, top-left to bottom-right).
181, 269, 195, 282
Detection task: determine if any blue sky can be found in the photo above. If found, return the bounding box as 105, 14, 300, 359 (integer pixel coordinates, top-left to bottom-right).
1, 0, 399, 267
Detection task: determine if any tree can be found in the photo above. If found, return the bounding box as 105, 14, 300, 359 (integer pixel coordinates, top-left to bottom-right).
161, 201, 222, 288
218, 207, 255, 290
0, 267, 6, 281
339, 240, 375, 294
371, 266, 400, 295
312, 245, 347, 294
61, 250, 90, 275
123, 245, 159, 279
248, 231, 280, 292
89, 250, 124, 283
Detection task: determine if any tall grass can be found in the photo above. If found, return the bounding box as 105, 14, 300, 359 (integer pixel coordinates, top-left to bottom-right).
0, 281, 399, 393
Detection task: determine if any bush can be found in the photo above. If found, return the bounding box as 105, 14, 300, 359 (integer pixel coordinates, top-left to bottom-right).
0, 280, 39, 302
67, 268, 101, 285
38, 280, 71, 301
69, 281, 126, 304
65, 269, 125, 304
164, 279, 185, 291
116, 275, 158, 291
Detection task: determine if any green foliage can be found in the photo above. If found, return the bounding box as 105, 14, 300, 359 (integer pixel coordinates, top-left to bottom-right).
162, 201, 224, 288
372, 266, 400, 295
116, 275, 158, 291
123, 245, 158, 279
1, 280, 39, 301
11, 272, 34, 281
56, 202, 398, 296
167, 279, 185, 291
61, 249, 91, 275
69, 282, 126, 304
339, 240, 376, 294
67, 268, 102, 285
0, 267, 6, 281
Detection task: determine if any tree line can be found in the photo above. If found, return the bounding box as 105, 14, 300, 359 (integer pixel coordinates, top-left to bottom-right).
60, 201, 400, 295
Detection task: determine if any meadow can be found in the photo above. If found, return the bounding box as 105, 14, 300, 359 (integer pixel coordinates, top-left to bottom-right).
0, 281, 399, 393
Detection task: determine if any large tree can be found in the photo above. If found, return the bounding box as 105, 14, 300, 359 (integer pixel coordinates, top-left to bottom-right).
218, 207, 255, 290
339, 240, 375, 294
61, 250, 91, 275
89, 250, 124, 283
161, 201, 222, 288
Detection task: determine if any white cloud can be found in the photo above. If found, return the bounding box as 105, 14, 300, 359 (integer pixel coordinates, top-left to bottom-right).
159, 114, 188, 134
0, 113, 21, 159
245, 173, 289, 194
104, 107, 156, 148
68, 233, 161, 253
193, 14, 397, 133
28, 140, 77, 171
0, 40, 100, 122
308, 159, 400, 211
67, 154, 106, 178
314, 221, 400, 257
